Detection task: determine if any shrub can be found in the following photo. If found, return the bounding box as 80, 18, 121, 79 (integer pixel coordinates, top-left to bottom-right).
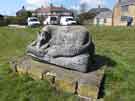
0, 20, 8, 26
6, 16, 27, 25
78, 12, 96, 24
0, 14, 9, 26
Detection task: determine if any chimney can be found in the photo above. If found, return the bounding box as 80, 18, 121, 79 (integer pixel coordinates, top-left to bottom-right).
22, 6, 25, 10
98, 4, 101, 9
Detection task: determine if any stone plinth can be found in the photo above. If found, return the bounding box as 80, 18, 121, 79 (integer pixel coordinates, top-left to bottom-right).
11, 56, 104, 100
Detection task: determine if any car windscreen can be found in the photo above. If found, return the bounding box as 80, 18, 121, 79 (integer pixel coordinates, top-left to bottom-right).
50, 17, 57, 21
30, 19, 38, 21
66, 18, 74, 21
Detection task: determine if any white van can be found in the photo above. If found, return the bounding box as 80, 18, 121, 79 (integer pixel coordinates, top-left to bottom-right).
27, 17, 40, 27
43, 16, 59, 25
60, 16, 76, 25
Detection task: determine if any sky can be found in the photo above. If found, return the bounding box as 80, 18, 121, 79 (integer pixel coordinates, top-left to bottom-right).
0, 0, 116, 16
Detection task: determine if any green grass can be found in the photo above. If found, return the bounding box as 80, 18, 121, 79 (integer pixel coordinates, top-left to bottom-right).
0, 27, 77, 101
88, 26, 135, 101
0, 26, 135, 101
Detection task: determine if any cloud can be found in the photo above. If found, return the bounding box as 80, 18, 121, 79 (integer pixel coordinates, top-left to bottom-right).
70, 5, 80, 10
25, 0, 64, 10
26, 0, 50, 6
25, 0, 50, 9
25, 0, 109, 10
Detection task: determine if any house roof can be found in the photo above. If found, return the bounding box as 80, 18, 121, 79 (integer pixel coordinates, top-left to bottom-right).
34, 6, 69, 13
88, 7, 111, 15
16, 6, 26, 15
119, 0, 135, 6
95, 11, 112, 19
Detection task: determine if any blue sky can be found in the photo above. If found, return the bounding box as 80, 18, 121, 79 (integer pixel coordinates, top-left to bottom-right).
0, 0, 116, 16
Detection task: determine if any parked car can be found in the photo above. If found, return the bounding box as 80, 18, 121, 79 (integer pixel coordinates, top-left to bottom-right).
27, 17, 40, 27
43, 16, 59, 25
60, 16, 77, 25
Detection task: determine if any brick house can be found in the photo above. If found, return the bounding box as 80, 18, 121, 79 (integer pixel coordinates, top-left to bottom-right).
32, 4, 73, 18
113, 0, 135, 26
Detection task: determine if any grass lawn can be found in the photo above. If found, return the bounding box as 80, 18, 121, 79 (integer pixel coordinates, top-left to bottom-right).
0, 26, 135, 101
88, 26, 135, 101
0, 27, 77, 101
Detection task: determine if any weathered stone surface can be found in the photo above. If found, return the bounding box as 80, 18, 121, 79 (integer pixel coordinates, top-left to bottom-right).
14, 56, 104, 99
27, 25, 95, 73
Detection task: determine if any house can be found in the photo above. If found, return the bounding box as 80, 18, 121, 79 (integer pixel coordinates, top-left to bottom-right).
82, 6, 112, 25
32, 4, 73, 18
94, 11, 112, 26
113, 0, 135, 26
88, 6, 111, 15
16, 6, 32, 17
16, 6, 26, 16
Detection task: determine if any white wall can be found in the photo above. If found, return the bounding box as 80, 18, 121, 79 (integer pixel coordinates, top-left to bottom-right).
94, 18, 112, 26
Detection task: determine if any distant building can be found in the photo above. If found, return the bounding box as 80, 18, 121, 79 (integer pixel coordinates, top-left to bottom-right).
85, 6, 112, 26
16, 6, 26, 16
88, 6, 111, 15
94, 11, 112, 26
32, 4, 73, 18
16, 6, 32, 17
113, 0, 135, 26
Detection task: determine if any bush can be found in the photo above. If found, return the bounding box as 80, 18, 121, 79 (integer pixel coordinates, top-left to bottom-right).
6, 16, 27, 25
0, 20, 8, 26
78, 12, 96, 24
0, 15, 8, 26
15, 10, 32, 25
6, 10, 32, 25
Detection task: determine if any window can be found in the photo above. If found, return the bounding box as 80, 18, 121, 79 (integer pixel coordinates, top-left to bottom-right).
29, 18, 38, 22
66, 18, 74, 21
50, 17, 57, 21
121, 16, 128, 21
104, 19, 107, 23
121, 6, 128, 13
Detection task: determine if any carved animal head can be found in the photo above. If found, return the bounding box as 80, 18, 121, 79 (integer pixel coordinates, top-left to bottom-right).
37, 31, 51, 47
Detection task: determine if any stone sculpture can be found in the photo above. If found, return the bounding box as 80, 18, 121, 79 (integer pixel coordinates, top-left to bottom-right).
27, 25, 95, 72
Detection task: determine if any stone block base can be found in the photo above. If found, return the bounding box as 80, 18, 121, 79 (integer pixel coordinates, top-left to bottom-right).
10, 56, 105, 100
